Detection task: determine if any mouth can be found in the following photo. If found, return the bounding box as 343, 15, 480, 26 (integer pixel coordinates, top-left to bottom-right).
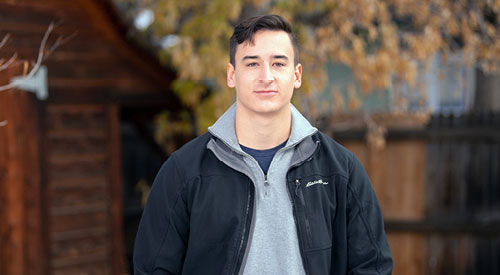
254, 90, 278, 94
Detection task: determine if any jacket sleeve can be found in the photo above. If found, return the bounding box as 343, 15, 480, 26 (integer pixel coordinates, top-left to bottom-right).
133, 153, 189, 275
346, 155, 393, 275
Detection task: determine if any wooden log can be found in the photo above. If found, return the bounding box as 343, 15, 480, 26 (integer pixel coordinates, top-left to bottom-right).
53, 261, 111, 275
51, 240, 110, 268
0, 67, 44, 275
50, 211, 109, 233
48, 135, 109, 155
109, 104, 125, 275
51, 227, 109, 242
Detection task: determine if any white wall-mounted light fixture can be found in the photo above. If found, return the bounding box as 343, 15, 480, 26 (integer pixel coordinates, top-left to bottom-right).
10, 65, 48, 100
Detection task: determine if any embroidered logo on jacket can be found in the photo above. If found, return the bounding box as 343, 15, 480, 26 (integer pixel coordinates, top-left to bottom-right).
306, 179, 329, 188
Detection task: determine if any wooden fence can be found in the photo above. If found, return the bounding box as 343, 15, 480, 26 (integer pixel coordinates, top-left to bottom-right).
423, 113, 500, 275
330, 112, 500, 275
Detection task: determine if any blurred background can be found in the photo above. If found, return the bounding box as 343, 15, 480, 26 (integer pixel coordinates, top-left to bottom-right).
0, 0, 499, 274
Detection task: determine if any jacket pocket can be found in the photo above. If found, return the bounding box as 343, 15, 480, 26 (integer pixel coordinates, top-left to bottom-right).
304, 243, 332, 275
294, 175, 338, 251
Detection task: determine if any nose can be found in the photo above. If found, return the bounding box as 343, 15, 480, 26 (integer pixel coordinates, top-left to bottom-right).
259, 64, 274, 83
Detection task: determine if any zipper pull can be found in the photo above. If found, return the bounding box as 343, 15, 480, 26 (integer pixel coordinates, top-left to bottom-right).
264, 175, 270, 197
295, 179, 306, 206
295, 179, 301, 197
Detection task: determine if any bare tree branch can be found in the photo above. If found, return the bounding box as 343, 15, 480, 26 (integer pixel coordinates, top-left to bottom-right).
0, 33, 10, 49
0, 22, 54, 91
0, 22, 75, 92
0, 53, 18, 71
45, 31, 78, 60
0, 33, 9, 126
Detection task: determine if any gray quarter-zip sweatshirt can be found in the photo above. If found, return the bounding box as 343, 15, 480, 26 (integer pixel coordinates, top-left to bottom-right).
207, 103, 317, 275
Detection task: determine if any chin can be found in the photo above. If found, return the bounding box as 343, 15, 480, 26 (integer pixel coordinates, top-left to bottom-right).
252, 104, 288, 115
237, 99, 290, 116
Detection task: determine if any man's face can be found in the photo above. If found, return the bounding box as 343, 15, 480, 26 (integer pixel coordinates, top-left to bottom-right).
227, 30, 302, 116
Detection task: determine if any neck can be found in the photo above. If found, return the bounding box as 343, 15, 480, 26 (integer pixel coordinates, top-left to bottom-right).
235, 104, 291, 150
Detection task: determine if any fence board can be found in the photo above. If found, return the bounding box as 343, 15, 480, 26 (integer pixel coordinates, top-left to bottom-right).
338, 140, 425, 220
422, 113, 500, 275
386, 232, 423, 275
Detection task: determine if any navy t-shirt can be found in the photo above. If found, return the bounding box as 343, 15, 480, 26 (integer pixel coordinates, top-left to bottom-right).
240, 139, 288, 175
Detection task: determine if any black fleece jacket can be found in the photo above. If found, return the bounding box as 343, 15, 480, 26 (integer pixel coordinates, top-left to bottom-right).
133, 131, 393, 275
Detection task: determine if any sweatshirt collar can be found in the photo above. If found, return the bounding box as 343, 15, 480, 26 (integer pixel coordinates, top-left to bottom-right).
208, 103, 317, 152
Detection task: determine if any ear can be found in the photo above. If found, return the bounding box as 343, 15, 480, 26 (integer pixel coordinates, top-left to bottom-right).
227, 63, 235, 88
294, 63, 302, 89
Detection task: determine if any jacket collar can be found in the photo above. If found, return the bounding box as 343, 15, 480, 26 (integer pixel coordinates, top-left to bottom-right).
207, 103, 317, 152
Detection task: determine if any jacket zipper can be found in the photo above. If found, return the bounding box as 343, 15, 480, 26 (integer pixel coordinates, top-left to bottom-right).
295, 179, 313, 243
286, 179, 311, 275
232, 179, 253, 275
285, 140, 320, 275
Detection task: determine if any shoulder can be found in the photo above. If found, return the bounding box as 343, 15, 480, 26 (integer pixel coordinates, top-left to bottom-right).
157, 132, 213, 181
310, 131, 364, 179
313, 131, 357, 162
173, 132, 212, 159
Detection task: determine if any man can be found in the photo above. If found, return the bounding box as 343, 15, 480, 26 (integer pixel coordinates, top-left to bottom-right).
134, 14, 393, 275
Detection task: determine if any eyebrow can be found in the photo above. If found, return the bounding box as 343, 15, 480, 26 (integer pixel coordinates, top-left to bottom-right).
272, 55, 289, 61
242, 55, 259, 61
241, 55, 289, 62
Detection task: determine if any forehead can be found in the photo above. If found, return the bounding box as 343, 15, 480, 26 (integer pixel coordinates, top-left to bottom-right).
235, 30, 293, 59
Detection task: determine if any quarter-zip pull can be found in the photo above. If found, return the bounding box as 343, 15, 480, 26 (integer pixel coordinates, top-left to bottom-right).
264, 175, 270, 197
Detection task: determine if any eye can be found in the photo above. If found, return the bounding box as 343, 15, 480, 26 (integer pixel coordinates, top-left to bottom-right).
273, 62, 285, 67
247, 62, 258, 67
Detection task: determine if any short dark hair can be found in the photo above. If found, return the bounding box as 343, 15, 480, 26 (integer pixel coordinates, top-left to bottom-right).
229, 14, 299, 67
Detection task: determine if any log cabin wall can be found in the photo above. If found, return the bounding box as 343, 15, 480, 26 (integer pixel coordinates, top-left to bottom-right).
0, 0, 177, 105
44, 104, 121, 274
0, 0, 181, 274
